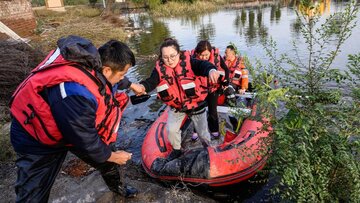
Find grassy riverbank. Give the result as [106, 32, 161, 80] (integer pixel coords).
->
[149, 0, 274, 17]
[149, 0, 224, 17]
[0, 123, 14, 162]
[29, 0, 271, 50]
[31, 6, 128, 52]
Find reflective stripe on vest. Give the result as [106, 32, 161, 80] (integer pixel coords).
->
[10, 50, 125, 146]
[155, 51, 208, 111]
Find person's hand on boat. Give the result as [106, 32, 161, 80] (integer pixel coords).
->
[224, 84, 235, 93]
[107, 150, 132, 165]
[130, 83, 146, 96]
[209, 69, 220, 84]
[221, 79, 229, 87]
[224, 85, 237, 107]
[239, 89, 246, 95]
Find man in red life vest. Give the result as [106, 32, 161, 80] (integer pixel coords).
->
[9, 36, 142, 202]
[224, 45, 249, 94]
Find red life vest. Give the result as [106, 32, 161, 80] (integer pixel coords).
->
[191, 47, 224, 73]
[224, 56, 249, 90]
[155, 51, 208, 111]
[9, 49, 128, 146]
[207, 48, 222, 71]
[191, 47, 225, 92]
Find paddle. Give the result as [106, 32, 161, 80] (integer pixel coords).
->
[235, 92, 311, 99]
[130, 72, 224, 105]
[130, 93, 157, 105]
[129, 92, 256, 105]
[235, 92, 256, 98]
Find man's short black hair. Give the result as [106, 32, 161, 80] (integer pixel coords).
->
[98, 40, 135, 72]
[226, 45, 235, 50]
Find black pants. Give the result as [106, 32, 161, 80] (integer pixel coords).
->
[14, 145, 121, 203]
[193, 91, 220, 134]
[207, 91, 219, 133]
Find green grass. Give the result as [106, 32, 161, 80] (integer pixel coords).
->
[150, 1, 224, 17]
[0, 122, 15, 162]
[32, 6, 127, 52]
[31, 0, 99, 6]
[34, 6, 102, 19]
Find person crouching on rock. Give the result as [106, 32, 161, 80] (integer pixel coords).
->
[131, 38, 221, 161]
[9, 35, 140, 202]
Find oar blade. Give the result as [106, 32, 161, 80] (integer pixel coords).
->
[130, 94, 151, 105]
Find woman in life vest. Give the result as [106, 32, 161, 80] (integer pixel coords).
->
[224, 45, 249, 94]
[191, 40, 230, 140]
[132, 38, 221, 161]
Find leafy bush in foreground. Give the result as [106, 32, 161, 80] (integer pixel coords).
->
[248, 0, 360, 201]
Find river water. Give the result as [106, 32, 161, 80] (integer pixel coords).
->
[118, 0, 360, 201]
[126, 0, 360, 81]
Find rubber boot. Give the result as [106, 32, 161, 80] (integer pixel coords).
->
[110, 184, 138, 198]
[191, 132, 199, 141]
[166, 149, 182, 161]
[211, 132, 220, 140]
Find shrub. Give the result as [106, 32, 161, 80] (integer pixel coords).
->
[89, 0, 98, 7]
[0, 123, 15, 162]
[31, 0, 45, 7]
[64, 0, 89, 5]
[248, 0, 360, 201]
[150, 1, 220, 17]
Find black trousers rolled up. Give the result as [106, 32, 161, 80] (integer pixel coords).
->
[207, 91, 219, 133]
[193, 91, 219, 134]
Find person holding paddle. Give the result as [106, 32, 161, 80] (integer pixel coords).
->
[131, 38, 221, 161]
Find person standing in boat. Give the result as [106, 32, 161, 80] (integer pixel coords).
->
[223, 44, 249, 94]
[191, 40, 231, 141]
[131, 38, 221, 161]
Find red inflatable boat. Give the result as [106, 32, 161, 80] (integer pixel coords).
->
[141, 96, 271, 186]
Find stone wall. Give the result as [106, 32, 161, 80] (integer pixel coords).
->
[0, 0, 36, 38]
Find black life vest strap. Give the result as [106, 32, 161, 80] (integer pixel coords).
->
[108, 107, 120, 141]
[176, 51, 188, 77]
[65, 65, 115, 136]
[213, 48, 219, 67]
[160, 62, 174, 85]
[234, 57, 240, 69]
[61, 64, 107, 99]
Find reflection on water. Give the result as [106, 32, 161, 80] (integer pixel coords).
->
[234, 9, 269, 44]
[129, 16, 171, 56]
[270, 4, 282, 22]
[127, 0, 360, 82]
[196, 22, 216, 42]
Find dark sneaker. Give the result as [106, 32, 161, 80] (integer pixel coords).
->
[112, 184, 138, 198]
[191, 132, 199, 141]
[166, 149, 182, 161]
[211, 132, 220, 140]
